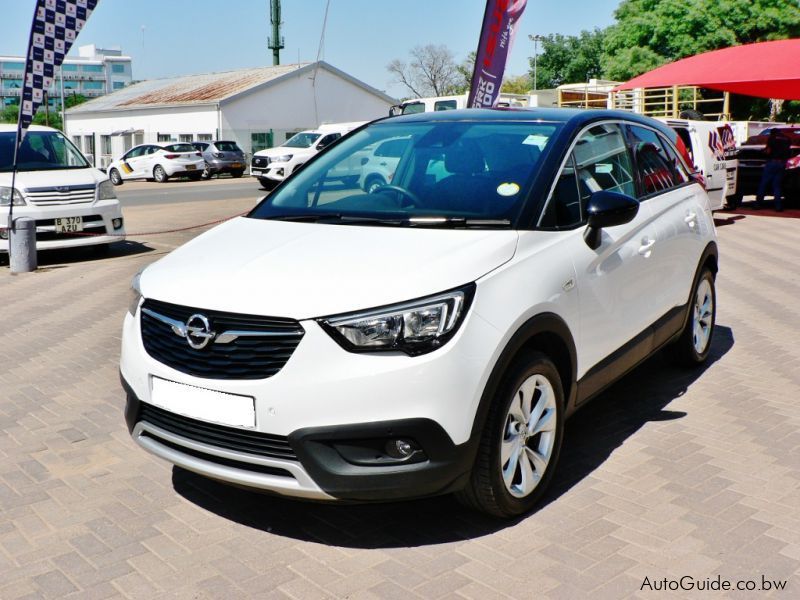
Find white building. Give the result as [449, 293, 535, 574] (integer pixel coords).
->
[65, 62, 395, 168]
[0, 44, 132, 109]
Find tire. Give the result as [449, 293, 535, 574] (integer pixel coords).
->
[456, 351, 565, 518]
[231, 169, 244, 178]
[153, 165, 168, 183]
[201, 162, 212, 180]
[364, 175, 385, 194]
[258, 177, 276, 190]
[726, 192, 742, 210]
[187, 172, 203, 181]
[668, 268, 716, 365]
[109, 168, 123, 186]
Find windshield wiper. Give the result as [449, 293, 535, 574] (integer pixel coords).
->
[405, 217, 512, 228]
[260, 214, 511, 228]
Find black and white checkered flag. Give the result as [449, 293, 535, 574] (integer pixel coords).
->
[16, 0, 99, 144]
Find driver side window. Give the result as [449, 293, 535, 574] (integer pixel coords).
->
[541, 123, 635, 229]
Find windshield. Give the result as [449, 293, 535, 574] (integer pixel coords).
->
[0, 130, 90, 172]
[250, 119, 561, 227]
[215, 141, 241, 152]
[283, 132, 321, 148]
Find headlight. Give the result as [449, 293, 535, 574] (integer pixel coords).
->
[97, 180, 117, 200]
[128, 270, 143, 316]
[272, 154, 293, 163]
[0, 186, 25, 206]
[319, 284, 475, 356]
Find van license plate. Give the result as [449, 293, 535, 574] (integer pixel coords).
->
[55, 217, 83, 233]
[150, 377, 256, 428]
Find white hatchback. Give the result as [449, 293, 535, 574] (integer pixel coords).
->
[108, 143, 205, 185]
[1, 124, 125, 253]
[121, 109, 718, 517]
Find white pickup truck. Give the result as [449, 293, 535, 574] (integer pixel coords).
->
[250, 122, 364, 189]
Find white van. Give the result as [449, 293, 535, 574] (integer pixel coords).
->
[660, 119, 737, 211]
[250, 122, 365, 189]
[390, 93, 535, 116]
[0, 124, 125, 254]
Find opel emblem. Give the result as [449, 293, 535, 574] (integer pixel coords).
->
[184, 314, 215, 349]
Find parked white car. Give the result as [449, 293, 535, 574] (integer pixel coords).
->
[357, 136, 410, 192]
[250, 122, 364, 188]
[122, 109, 718, 517]
[0, 124, 125, 254]
[108, 143, 205, 185]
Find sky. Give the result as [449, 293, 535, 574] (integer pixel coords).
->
[0, 0, 620, 99]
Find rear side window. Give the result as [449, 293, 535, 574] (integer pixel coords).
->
[434, 100, 458, 111]
[540, 123, 635, 229]
[627, 125, 689, 197]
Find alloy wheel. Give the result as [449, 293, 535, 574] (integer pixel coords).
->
[692, 278, 714, 354]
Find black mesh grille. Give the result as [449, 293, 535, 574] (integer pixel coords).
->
[252, 156, 269, 168]
[140, 299, 304, 380]
[140, 402, 297, 461]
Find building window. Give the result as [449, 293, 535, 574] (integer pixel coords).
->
[84, 135, 95, 157]
[83, 81, 104, 90]
[64, 80, 79, 90]
[2, 78, 23, 90]
[252, 132, 274, 153]
[157, 133, 173, 142]
[81, 64, 104, 73]
[101, 135, 111, 155]
[111, 64, 126, 74]
[178, 134, 193, 143]
[112, 81, 125, 90]
[61, 63, 78, 72]
[197, 133, 213, 141]
[3, 61, 25, 71]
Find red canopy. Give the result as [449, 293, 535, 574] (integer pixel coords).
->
[614, 39, 800, 100]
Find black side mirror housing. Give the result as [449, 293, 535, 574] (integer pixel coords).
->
[583, 190, 640, 250]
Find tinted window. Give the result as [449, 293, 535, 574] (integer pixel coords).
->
[375, 138, 409, 158]
[317, 134, 340, 149]
[215, 141, 240, 152]
[0, 131, 89, 171]
[628, 125, 689, 197]
[434, 100, 458, 111]
[163, 143, 196, 153]
[125, 146, 146, 159]
[284, 132, 321, 148]
[401, 102, 425, 115]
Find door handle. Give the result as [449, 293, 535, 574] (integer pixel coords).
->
[685, 211, 697, 228]
[638, 237, 656, 257]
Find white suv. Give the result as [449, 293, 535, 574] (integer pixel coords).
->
[121, 109, 718, 517]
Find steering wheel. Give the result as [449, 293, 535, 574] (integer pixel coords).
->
[370, 184, 423, 208]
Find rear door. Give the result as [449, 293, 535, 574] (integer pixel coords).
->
[626, 124, 708, 323]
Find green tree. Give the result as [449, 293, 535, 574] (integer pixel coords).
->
[604, 0, 800, 80]
[529, 29, 607, 89]
[501, 74, 532, 94]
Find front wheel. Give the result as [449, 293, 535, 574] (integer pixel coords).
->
[109, 168, 123, 186]
[457, 352, 564, 518]
[669, 268, 716, 365]
[153, 165, 168, 183]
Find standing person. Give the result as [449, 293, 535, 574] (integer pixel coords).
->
[755, 130, 791, 212]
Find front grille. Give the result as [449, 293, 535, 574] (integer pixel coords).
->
[25, 184, 96, 206]
[139, 402, 297, 461]
[252, 156, 270, 168]
[140, 299, 304, 380]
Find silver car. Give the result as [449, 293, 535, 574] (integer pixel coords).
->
[192, 141, 247, 179]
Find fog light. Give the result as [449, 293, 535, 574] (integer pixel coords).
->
[386, 438, 418, 459]
[112, 218, 123, 230]
[0, 228, 8, 240]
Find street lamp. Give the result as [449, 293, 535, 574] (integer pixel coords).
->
[530, 34, 543, 91]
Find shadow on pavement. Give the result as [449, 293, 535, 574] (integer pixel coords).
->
[173, 325, 734, 548]
[1, 240, 154, 269]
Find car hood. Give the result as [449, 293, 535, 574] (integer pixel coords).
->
[140, 217, 519, 319]
[0, 167, 107, 190]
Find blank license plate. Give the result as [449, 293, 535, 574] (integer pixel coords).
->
[231, 162, 242, 168]
[185, 164, 196, 170]
[150, 377, 255, 428]
[55, 216, 83, 233]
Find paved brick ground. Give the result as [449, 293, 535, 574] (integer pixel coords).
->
[1, 191, 798, 599]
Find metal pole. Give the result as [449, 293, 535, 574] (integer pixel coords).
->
[533, 35, 539, 91]
[60, 65, 66, 133]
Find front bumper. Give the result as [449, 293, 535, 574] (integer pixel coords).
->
[0, 199, 125, 252]
[120, 302, 501, 501]
[250, 164, 288, 182]
[164, 161, 205, 177]
[206, 159, 246, 174]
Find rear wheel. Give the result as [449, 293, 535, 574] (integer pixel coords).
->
[669, 268, 716, 365]
[153, 165, 168, 183]
[364, 175, 385, 194]
[457, 352, 564, 518]
[109, 168, 123, 186]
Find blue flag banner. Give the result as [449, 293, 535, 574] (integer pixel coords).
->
[467, 0, 527, 109]
[17, 0, 99, 143]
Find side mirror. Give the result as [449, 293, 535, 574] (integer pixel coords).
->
[389, 105, 403, 117]
[583, 190, 640, 250]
